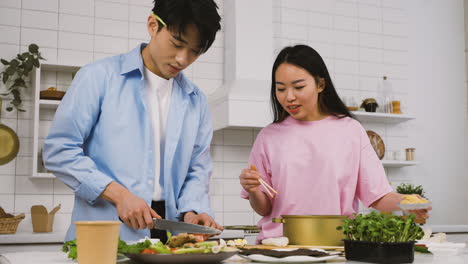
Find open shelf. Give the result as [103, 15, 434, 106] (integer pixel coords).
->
[382, 160, 419, 168]
[31, 173, 55, 179]
[352, 111, 415, 123]
[39, 99, 61, 109]
[41, 63, 81, 72]
[31, 63, 78, 179]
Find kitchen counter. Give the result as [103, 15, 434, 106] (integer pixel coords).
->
[1, 233, 467, 264]
[1, 250, 468, 264]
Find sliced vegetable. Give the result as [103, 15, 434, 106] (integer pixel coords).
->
[149, 241, 171, 254]
[141, 248, 158, 254]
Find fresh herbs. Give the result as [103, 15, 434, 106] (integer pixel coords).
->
[62, 238, 152, 260]
[337, 212, 424, 243]
[414, 245, 431, 254]
[396, 183, 426, 199]
[62, 239, 77, 260]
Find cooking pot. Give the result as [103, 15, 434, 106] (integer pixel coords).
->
[272, 215, 346, 246]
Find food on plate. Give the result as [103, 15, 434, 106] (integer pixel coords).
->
[401, 194, 429, 204]
[226, 238, 247, 247]
[126, 234, 237, 255]
[239, 248, 330, 258]
[261, 236, 289, 247]
[167, 233, 204, 248]
[63, 233, 237, 260]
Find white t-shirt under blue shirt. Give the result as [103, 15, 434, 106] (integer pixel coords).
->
[144, 67, 173, 201]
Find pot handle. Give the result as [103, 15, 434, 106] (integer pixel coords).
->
[272, 218, 285, 224]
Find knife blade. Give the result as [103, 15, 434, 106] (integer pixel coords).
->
[152, 218, 222, 235]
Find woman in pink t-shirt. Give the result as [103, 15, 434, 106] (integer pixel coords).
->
[239, 45, 430, 243]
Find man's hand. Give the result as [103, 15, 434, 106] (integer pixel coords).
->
[101, 181, 161, 230]
[183, 212, 224, 231]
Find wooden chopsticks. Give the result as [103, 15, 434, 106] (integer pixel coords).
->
[250, 164, 278, 198]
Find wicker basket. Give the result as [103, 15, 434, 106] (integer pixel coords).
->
[40, 89, 65, 100]
[0, 207, 25, 234]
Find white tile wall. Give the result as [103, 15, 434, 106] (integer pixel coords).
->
[0, 0, 414, 234]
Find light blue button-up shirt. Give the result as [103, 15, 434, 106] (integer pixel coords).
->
[43, 44, 214, 242]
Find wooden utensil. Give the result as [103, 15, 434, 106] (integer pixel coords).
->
[250, 164, 278, 198]
[366, 130, 385, 160]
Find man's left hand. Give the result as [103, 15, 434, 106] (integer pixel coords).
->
[183, 212, 224, 231]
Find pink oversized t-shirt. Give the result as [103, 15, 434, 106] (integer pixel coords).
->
[241, 115, 392, 243]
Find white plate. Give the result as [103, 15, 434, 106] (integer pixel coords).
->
[239, 248, 340, 263]
[240, 254, 339, 263]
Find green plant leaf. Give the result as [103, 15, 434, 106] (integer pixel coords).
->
[32, 59, 40, 68]
[13, 78, 26, 88]
[11, 89, 20, 97]
[6, 66, 15, 75]
[2, 73, 9, 84]
[6, 106, 13, 112]
[38, 54, 46, 60]
[21, 52, 29, 60]
[29, 43, 39, 53]
[24, 60, 33, 71]
[1, 59, 9, 65]
[10, 59, 19, 68]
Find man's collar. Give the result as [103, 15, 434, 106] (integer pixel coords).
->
[120, 43, 146, 77]
[120, 43, 195, 95]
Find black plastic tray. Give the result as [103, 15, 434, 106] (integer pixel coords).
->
[344, 240, 415, 264]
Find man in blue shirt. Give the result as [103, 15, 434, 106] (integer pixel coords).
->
[43, 0, 222, 242]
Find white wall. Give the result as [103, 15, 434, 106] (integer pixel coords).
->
[0, 0, 467, 235]
[408, 0, 468, 224]
[0, 0, 227, 233]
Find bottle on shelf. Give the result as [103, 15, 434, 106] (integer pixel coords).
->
[379, 76, 393, 114]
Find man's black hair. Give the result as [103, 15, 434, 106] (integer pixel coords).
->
[152, 0, 221, 54]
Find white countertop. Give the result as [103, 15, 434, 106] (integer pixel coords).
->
[0, 231, 65, 244]
[1, 234, 467, 263]
[1, 250, 468, 264]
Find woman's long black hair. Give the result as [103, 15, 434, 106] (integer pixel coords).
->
[271, 45, 353, 123]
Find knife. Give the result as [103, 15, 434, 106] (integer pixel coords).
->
[152, 218, 222, 235]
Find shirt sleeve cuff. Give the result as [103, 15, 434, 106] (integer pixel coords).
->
[74, 173, 114, 205]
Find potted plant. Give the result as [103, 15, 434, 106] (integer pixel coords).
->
[337, 211, 424, 264]
[396, 183, 427, 199]
[0, 43, 45, 112]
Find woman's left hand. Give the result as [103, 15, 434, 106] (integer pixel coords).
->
[405, 194, 432, 221]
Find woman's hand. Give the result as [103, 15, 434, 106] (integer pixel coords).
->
[405, 194, 432, 221]
[371, 192, 432, 222]
[239, 167, 262, 194]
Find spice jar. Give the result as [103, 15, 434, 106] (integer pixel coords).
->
[405, 148, 415, 161]
[360, 98, 379, 112]
[392, 100, 402, 114]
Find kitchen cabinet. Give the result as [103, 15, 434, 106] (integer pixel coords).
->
[30, 63, 81, 179]
[351, 111, 418, 169]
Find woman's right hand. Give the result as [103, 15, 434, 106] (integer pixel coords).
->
[239, 167, 262, 194]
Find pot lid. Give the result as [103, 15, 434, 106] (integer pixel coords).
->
[0, 98, 20, 165]
[280, 215, 348, 219]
